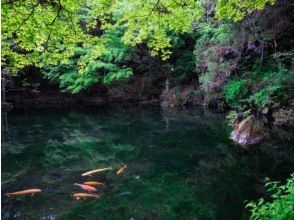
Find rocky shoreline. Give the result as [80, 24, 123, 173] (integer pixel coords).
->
[3, 81, 294, 148]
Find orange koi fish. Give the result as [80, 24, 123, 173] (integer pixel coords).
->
[74, 183, 97, 192]
[81, 167, 112, 176]
[5, 189, 42, 197]
[73, 193, 100, 200]
[83, 181, 105, 187]
[116, 165, 127, 175]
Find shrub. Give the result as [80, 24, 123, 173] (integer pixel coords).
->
[226, 111, 238, 125]
[246, 174, 294, 220]
[224, 80, 248, 107]
[247, 65, 294, 108]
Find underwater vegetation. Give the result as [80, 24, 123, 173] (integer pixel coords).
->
[2, 107, 294, 219]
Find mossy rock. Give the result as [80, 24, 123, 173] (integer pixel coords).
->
[273, 109, 294, 127]
[231, 115, 267, 145]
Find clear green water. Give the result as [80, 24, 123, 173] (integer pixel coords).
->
[2, 106, 294, 220]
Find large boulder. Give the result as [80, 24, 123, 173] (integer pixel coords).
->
[231, 115, 267, 145]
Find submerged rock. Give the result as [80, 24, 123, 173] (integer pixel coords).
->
[231, 115, 267, 145]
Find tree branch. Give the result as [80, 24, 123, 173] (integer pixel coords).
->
[14, 2, 40, 32]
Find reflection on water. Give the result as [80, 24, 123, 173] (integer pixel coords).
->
[2, 106, 294, 219]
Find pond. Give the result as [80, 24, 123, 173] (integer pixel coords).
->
[2, 106, 294, 220]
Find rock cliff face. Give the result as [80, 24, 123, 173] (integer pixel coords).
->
[273, 109, 294, 128]
[160, 85, 204, 108]
[231, 115, 267, 145]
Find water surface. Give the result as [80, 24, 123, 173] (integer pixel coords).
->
[2, 106, 294, 219]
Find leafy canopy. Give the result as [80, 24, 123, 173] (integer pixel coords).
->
[43, 27, 133, 93]
[2, 0, 202, 73]
[216, 0, 275, 21]
[2, 0, 277, 88]
[2, 0, 89, 72]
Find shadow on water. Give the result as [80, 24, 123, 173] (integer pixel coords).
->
[1, 106, 294, 219]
